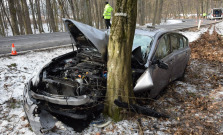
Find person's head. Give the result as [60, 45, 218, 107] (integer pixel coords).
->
[105, 2, 108, 5]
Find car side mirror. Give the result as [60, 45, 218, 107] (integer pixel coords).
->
[151, 59, 168, 70]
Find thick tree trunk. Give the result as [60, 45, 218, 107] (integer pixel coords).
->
[21, 0, 33, 34]
[105, 0, 137, 121]
[8, 0, 20, 35]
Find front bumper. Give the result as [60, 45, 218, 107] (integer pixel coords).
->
[23, 80, 104, 134]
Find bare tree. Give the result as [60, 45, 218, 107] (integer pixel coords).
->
[29, 0, 38, 30]
[15, 0, 25, 35]
[8, 0, 20, 35]
[46, 0, 57, 32]
[21, 0, 33, 34]
[0, 10, 5, 36]
[152, 0, 159, 26]
[35, 0, 44, 33]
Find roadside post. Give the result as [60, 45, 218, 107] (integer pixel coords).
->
[198, 19, 202, 30]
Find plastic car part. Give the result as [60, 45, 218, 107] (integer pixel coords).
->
[133, 70, 153, 92]
[30, 91, 90, 106]
[114, 99, 169, 118]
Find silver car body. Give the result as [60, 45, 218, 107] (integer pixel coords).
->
[23, 19, 190, 134]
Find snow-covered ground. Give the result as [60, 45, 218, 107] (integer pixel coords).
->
[0, 22, 223, 134]
[142, 19, 183, 27]
[4, 23, 65, 37]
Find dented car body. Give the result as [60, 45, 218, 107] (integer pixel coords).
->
[23, 19, 190, 134]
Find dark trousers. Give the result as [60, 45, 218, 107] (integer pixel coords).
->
[104, 19, 111, 29]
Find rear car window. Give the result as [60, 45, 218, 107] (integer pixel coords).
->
[170, 34, 179, 50]
[183, 37, 188, 47]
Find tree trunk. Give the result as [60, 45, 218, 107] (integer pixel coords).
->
[46, 0, 57, 32]
[8, 0, 20, 35]
[15, 0, 25, 35]
[86, 0, 93, 26]
[35, 0, 44, 33]
[206, 0, 209, 14]
[68, 0, 76, 20]
[0, 11, 5, 36]
[73, 0, 80, 21]
[94, 0, 100, 28]
[99, 0, 105, 29]
[21, 0, 33, 34]
[157, 0, 164, 24]
[179, 0, 185, 19]
[137, 0, 145, 26]
[58, 0, 65, 18]
[29, 0, 38, 29]
[152, 0, 159, 26]
[53, 0, 59, 31]
[105, 0, 137, 121]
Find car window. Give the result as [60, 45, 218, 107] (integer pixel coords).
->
[183, 37, 188, 47]
[170, 34, 179, 50]
[155, 35, 171, 60]
[133, 35, 153, 61]
[179, 37, 184, 48]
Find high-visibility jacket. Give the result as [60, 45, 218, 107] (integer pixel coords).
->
[103, 4, 113, 19]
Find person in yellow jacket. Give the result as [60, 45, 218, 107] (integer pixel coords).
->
[103, 2, 113, 29]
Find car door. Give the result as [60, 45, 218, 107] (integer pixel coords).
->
[149, 34, 174, 98]
[170, 34, 189, 81]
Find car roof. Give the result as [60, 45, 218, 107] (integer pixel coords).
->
[135, 28, 166, 37]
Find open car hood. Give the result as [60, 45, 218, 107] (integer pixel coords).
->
[63, 19, 109, 60]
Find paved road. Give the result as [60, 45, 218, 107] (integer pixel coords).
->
[155, 19, 221, 31]
[0, 32, 71, 54]
[0, 19, 221, 55]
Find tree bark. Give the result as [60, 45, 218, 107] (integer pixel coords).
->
[29, 0, 38, 29]
[157, 0, 164, 24]
[21, 0, 33, 34]
[46, 0, 57, 32]
[15, 1, 25, 35]
[105, 0, 137, 121]
[68, 0, 76, 20]
[152, 0, 159, 26]
[35, 0, 44, 33]
[8, 0, 20, 35]
[0, 11, 5, 36]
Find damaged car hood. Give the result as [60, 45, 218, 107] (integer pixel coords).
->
[63, 19, 109, 60]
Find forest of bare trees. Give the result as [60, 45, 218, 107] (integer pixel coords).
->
[0, 0, 223, 37]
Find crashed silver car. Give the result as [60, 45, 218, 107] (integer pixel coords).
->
[23, 19, 190, 134]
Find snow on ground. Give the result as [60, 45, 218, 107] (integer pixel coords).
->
[0, 22, 223, 134]
[144, 19, 183, 27]
[179, 27, 208, 42]
[5, 23, 64, 37]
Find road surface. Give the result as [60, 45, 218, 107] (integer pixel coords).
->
[0, 19, 221, 55]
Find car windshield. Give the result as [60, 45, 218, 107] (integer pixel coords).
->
[133, 34, 153, 62]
